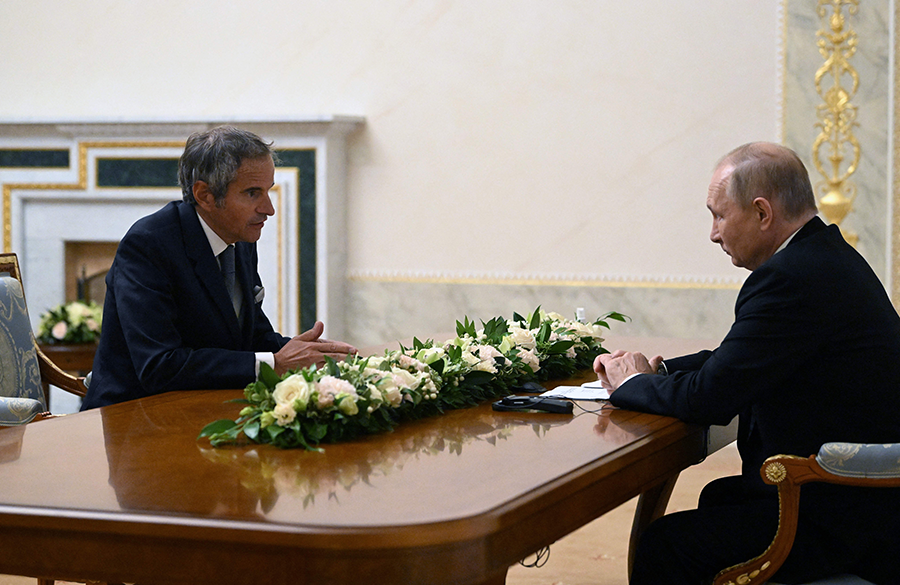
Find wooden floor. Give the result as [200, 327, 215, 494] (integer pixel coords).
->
[0, 443, 740, 585]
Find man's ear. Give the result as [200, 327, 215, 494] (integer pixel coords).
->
[752, 196, 774, 230]
[193, 181, 216, 211]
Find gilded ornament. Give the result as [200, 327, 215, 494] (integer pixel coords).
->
[813, 0, 861, 246]
[765, 461, 787, 483]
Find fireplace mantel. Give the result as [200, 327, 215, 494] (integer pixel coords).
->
[0, 118, 364, 344]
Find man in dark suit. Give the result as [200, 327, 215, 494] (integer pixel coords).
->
[596, 142, 900, 584]
[82, 126, 356, 409]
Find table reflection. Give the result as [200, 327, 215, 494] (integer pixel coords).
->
[195, 406, 579, 507]
[101, 402, 265, 519]
[0, 425, 25, 463]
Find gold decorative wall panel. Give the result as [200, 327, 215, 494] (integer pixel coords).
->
[813, 0, 861, 246]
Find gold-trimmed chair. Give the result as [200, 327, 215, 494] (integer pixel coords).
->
[0, 251, 87, 424]
[714, 442, 900, 585]
[1, 253, 95, 585]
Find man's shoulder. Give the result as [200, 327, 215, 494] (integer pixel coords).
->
[124, 201, 190, 239]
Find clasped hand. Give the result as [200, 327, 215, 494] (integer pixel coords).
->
[593, 350, 664, 392]
[274, 321, 358, 375]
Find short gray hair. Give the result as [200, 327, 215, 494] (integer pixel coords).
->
[717, 142, 817, 220]
[178, 126, 276, 206]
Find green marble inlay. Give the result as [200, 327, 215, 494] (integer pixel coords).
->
[275, 149, 316, 331]
[97, 158, 179, 187]
[0, 149, 69, 168]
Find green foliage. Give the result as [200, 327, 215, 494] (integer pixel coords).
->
[199, 307, 626, 450]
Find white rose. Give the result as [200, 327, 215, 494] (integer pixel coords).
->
[507, 326, 536, 350]
[273, 374, 313, 413]
[519, 348, 541, 373]
[391, 368, 419, 390]
[569, 321, 594, 338]
[367, 383, 383, 403]
[383, 385, 403, 407]
[273, 403, 297, 426]
[461, 350, 480, 366]
[474, 359, 497, 373]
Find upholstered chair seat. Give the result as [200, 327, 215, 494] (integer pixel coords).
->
[715, 442, 900, 585]
[1, 252, 87, 427]
[0, 275, 48, 425]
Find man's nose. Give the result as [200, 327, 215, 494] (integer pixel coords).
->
[259, 191, 276, 216]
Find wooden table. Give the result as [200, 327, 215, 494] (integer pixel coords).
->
[0, 372, 734, 585]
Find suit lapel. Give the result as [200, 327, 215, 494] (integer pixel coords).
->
[179, 202, 244, 342]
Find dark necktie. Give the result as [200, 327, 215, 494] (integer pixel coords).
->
[219, 245, 240, 318]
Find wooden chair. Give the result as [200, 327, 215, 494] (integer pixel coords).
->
[1, 252, 98, 584]
[714, 442, 900, 585]
[0, 251, 87, 423]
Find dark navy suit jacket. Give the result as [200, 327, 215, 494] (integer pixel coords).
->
[609, 216, 900, 565]
[82, 201, 289, 409]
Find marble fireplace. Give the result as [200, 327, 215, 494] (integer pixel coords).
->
[0, 119, 363, 412]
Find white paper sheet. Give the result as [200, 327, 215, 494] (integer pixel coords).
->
[540, 380, 609, 401]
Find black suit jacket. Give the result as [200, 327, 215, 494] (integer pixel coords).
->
[82, 201, 289, 409]
[610, 217, 900, 552]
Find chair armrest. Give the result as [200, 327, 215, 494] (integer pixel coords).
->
[817, 442, 900, 479]
[37, 345, 88, 397]
[0, 396, 45, 426]
[714, 445, 900, 585]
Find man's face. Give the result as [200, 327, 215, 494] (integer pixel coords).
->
[201, 155, 275, 244]
[707, 165, 766, 271]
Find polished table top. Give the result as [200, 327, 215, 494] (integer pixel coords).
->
[0, 369, 717, 585]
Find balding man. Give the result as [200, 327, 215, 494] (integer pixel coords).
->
[596, 143, 900, 584]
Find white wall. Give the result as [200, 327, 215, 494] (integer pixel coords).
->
[0, 0, 785, 342]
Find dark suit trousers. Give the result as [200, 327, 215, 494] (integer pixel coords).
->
[628, 476, 866, 585]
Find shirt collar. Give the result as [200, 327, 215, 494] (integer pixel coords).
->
[774, 226, 802, 255]
[196, 209, 229, 258]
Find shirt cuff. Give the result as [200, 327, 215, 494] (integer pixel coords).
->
[621, 372, 643, 386]
[255, 352, 275, 377]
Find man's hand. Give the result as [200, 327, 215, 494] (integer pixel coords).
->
[274, 321, 358, 375]
[593, 350, 664, 392]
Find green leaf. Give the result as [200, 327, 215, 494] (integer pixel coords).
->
[536, 320, 551, 343]
[456, 316, 477, 338]
[258, 361, 282, 389]
[547, 340, 576, 354]
[462, 370, 495, 386]
[324, 355, 341, 376]
[481, 316, 508, 343]
[243, 420, 261, 440]
[529, 306, 542, 330]
[198, 419, 237, 439]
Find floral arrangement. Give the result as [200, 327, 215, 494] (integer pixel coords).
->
[36, 300, 103, 344]
[200, 307, 626, 450]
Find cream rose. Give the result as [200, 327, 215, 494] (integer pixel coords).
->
[273, 402, 297, 426]
[273, 374, 313, 413]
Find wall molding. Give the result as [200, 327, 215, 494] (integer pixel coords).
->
[348, 269, 744, 290]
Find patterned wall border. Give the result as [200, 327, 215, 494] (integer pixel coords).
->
[0, 140, 297, 330]
[347, 270, 743, 290]
[1, 140, 184, 252]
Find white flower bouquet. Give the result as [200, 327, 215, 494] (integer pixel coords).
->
[36, 300, 103, 345]
[200, 307, 626, 450]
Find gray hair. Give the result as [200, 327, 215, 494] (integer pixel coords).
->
[178, 126, 276, 206]
[717, 142, 817, 220]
